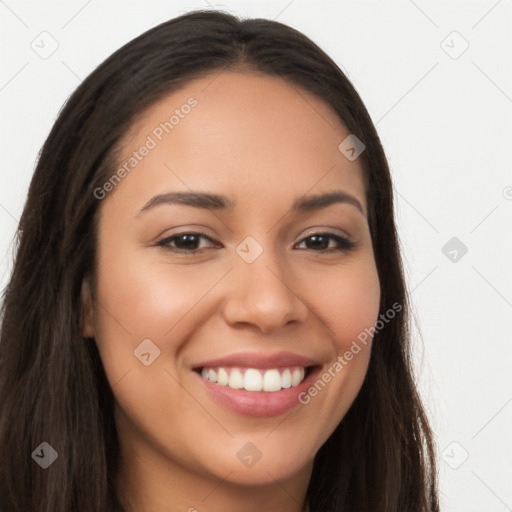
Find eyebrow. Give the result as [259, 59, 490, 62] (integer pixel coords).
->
[137, 190, 365, 216]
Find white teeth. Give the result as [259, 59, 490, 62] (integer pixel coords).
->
[217, 367, 229, 386]
[244, 369, 262, 391]
[262, 369, 281, 392]
[200, 366, 308, 392]
[291, 368, 304, 386]
[281, 369, 292, 388]
[228, 368, 244, 389]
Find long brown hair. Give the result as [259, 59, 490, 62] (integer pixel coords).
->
[0, 10, 439, 511]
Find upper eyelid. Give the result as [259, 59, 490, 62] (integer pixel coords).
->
[300, 226, 352, 240]
[158, 223, 353, 240]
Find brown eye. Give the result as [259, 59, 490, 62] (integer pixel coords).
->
[296, 233, 357, 252]
[156, 232, 218, 253]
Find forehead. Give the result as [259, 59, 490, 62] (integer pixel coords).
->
[106, 71, 367, 216]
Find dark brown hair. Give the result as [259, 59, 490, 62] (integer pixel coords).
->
[0, 9, 439, 511]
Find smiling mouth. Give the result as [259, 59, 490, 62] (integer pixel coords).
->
[194, 366, 315, 392]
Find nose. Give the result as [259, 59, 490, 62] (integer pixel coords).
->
[221, 247, 310, 335]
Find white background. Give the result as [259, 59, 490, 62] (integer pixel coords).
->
[1, 1, 511, 510]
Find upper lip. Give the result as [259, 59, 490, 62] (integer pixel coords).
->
[192, 351, 319, 370]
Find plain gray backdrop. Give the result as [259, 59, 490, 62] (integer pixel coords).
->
[1, 1, 511, 510]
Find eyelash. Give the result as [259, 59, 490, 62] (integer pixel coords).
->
[155, 231, 357, 254]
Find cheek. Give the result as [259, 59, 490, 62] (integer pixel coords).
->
[94, 246, 214, 339]
[91, 249, 229, 474]
[91, 241, 226, 390]
[308, 258, 381, 352]
[299, 258, 380, 419]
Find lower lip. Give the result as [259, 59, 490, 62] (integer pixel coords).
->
[194, 368, 320, 417]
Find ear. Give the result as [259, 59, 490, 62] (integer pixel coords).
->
[81, 278, 95, 338]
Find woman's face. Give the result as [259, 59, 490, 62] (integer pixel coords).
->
[83, 71, 380, 505]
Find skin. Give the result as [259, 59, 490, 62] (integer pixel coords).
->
[82, 71, 381, 512]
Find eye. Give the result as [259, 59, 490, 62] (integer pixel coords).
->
[295, 232, 357, 252]
[156, 232, 218, 253]
[156, 231, 357, 254]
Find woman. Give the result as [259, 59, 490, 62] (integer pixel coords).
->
[0, 9, 439, 512]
